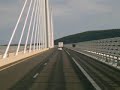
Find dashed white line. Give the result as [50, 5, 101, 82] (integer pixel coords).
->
[44, 63, 47, 66]
[72, 57, 102, 90]
[33, 73, 39, 78]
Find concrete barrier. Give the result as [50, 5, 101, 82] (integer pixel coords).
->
[9, 52, 15, 57]
[0, 48, 49, 68]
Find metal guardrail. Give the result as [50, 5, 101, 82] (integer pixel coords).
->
[65, 37, 120, 68]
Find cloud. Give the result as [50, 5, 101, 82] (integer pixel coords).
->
[0, 0, 26, 30]
[0, 0, 30, 44]
[0, 0, 120, 42]
[50, 0, 120, 39]
[51, 0, 112, 17]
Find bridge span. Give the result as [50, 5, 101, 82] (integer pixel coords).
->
[0, 48, 120, 90]
[0, 0, 120, 90]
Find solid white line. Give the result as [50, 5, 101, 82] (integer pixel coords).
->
[65, 50, 70, 55]
[69, 48, 120, 70]
[67, 52, 70, 55]
[33, 73, 39, 78]
[72, 57, 102, 90]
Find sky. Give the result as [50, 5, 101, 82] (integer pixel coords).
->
[50, 0, 120, 39]
[0, 0, 120, 44]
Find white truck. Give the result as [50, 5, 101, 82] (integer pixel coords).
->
[58, 42, 63, 50]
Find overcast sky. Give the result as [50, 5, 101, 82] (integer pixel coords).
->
[0, 0, 120, 44]
[50, 0, 120, 39]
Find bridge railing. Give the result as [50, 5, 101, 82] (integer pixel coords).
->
[65, 37, 120, 68]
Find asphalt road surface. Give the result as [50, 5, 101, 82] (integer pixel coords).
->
[0, 48, 94, 90]
[66, 48, 120, 90]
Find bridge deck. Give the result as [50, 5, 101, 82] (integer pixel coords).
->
[0, 48, 120, 90]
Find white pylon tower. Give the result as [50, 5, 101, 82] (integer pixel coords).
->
[45, 0, 54, 48]
[50, 8, 54, 48]
[3, 0, 54, 59]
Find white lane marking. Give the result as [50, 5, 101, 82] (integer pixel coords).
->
[67, 52, 70, 55]
[65, 50, 70, 55]
[69, 48, 120, 69]
[33, 73, 39, 78]
[44, 63, 47, 66]
[0, 53, 40, 72]
[72, 57, 102, 90]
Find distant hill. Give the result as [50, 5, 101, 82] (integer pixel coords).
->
[54, 29, 120, 45]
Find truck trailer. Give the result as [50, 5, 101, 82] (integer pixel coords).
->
[58, 42, 63, 50]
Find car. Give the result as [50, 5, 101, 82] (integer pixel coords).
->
[58, 47, 62, 50]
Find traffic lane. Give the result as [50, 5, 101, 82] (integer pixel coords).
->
[11, 50, 59, 90]
[30, 49, 94, 90]
[64, 50, 95, 90]
[30, 51, 60, 90]
[47, 50, 65, 90]
[67, 49, 120, 90]
[0, 48, 56, 90]
[63, 50, 85, 90]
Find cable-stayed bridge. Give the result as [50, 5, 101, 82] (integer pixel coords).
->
[0, 0, 120, 90]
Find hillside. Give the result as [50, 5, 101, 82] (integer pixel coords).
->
[54, 29, 120, 45]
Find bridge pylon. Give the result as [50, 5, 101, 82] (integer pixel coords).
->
[3, 0, 54, 59]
